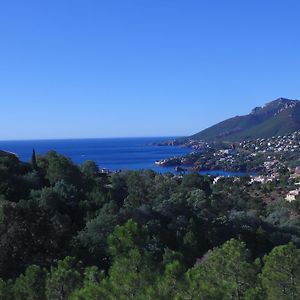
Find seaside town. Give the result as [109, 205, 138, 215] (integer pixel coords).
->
[3, 131, 300, 205]
[156, 131, 300, 202]
[2, 0, 300, 297]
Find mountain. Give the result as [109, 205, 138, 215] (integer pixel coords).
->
[190, 98, 300, 141]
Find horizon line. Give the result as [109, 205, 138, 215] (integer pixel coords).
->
[0, 135, 188, 142]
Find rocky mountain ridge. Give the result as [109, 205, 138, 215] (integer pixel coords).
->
[190, 98, 300, 141]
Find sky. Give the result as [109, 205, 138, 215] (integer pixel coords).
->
[1, 0, 300, 140]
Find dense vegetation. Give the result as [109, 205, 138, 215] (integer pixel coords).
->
[0, 151, 300, 299]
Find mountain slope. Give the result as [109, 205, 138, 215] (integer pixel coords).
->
[190, 98, 300, 141]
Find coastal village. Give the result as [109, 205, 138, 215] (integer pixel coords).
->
[156, 131, 300, 202]
[3, 1, 300, 296]
[3, 131, 300, 204]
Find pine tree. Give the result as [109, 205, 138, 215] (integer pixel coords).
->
[31, 148, 38, 170]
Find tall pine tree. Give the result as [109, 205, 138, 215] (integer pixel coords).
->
[31, 148, 38, 170]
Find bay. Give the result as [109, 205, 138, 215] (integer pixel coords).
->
[0, 137, 190, 172]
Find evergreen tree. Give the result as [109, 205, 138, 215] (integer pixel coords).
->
[13, 265, 46, 300]
[31, 148, 38, 170]
[261, 243, 300, 300]
[45, 257, 82, 300]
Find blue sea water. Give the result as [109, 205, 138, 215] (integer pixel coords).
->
[0, 137, 190, 173]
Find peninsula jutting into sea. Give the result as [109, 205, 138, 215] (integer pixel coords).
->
[155, 98, 300, 179]
[2, 0, 300, 298]
[1, 97, 300, 298]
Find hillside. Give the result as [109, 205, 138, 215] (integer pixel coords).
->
[190, 98, 300, 141]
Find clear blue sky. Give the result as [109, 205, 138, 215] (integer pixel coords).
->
[1, 0, 300, 140]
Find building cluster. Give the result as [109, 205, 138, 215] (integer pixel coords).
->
[285, 189, 300, 202]
[239, 132, 300, 154]
[249, 175, 276, 184]
[212, 148, 237, 164]
[182, 140, 211, 151]
[194, 132, 300, 178]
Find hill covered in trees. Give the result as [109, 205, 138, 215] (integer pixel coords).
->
[0, 152, 300, 299]
[190, 98, 300, 141]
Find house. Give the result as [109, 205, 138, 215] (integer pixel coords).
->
[213, 176, 223, 184]
[285, 189, 300, 202]
[219, 149, 236, 155]
[295, 166, 300, 175]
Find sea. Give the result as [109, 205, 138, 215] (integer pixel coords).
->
[0, 137, 190, 173]
[0, 137, 253, 176]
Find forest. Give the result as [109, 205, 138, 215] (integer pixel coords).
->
[0, 151, 300, 299]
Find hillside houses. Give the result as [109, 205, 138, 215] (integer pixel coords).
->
[239, 131, 300, 154]
[285, 189, 300, 202]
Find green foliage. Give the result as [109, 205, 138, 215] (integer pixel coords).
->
[123, 171, 154, 208]
[13, 265, 46, 300]
[107, 219, 148, 258]
[261, 243, 300, 299]
[45, 256, 82, 300]
[31, 149, 38, 170]
[41, 151, 82, 186]
[69, 267, 104, 300]
[180, 239, 255, 299]
[76, 210, 117, 264]
[145, 260, 184, 299]
[80, 161, 99, 178]
[102, 248, 156, 299]
[0, 152, 300, 299]
[0, 279, 13, 300]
